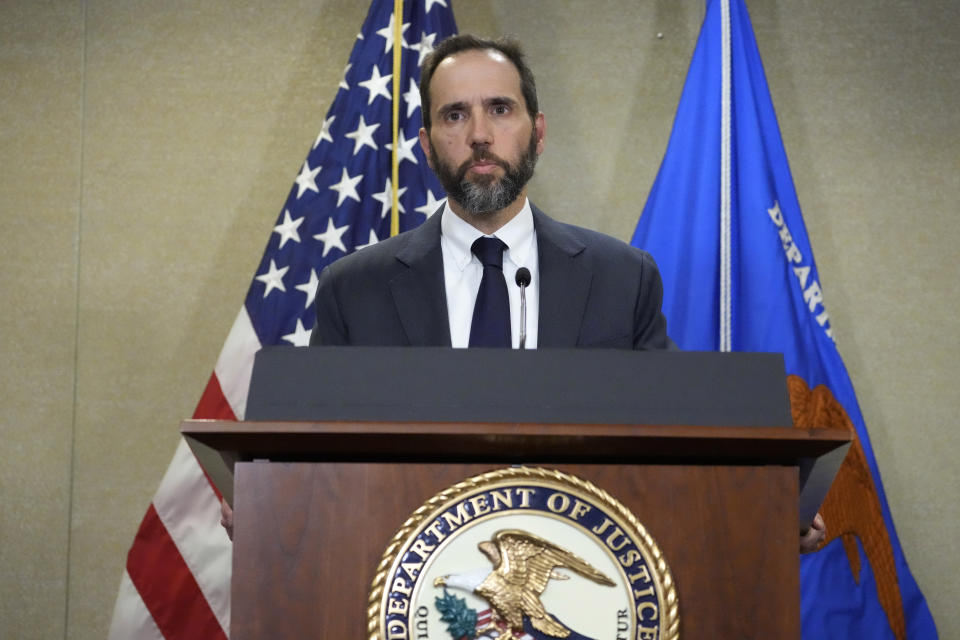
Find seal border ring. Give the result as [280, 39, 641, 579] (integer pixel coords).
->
[367, 466, 680, 640]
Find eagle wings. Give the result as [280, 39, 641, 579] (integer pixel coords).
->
[473, 529, 614, 639]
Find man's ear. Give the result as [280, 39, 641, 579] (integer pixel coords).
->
[419, 127, 433, 169]
[534, 112, 547, 155]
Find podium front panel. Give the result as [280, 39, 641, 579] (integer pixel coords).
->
[232, 461, 799, 639]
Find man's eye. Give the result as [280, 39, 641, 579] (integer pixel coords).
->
[492, 104, 509, 115]
[446, 111, 463, 122]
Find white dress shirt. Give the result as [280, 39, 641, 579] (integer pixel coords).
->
[439, 199, 540, 349]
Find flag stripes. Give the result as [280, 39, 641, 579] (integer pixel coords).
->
[126, 504, 228, 640]
[108, 573, 164, 640]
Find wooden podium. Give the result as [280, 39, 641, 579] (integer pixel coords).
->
[183, 348, 851, 639]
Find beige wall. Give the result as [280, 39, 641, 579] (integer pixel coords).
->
[1, 1, 956, 638]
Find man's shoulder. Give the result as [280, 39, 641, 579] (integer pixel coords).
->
[532, 205, 654, 264]
[324, 213, 440, 279]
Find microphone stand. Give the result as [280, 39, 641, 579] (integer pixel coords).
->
[516, 267, 531, 349]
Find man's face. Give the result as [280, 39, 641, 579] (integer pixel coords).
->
[419, 49, 546, 216]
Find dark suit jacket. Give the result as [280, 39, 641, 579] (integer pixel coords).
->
[310, 204, 672, 349]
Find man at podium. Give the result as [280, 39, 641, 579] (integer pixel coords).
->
[308, 34, 674, 352]
[223, 33, 826, 554]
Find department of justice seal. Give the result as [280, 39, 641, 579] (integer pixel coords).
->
[368, 467, 678, 640]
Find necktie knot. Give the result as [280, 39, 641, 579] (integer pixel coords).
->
[471, 236, 507, 269]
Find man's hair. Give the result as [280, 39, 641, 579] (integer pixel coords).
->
[419, 34, 539, 131]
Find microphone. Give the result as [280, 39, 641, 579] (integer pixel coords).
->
[515, 267, 531, 288]
[515, 267, 531, 349]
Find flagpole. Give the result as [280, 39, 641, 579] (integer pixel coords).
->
[719, 0, 732, 352]
[390, 0, 403, 237]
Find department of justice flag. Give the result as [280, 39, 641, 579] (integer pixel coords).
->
[108, 2, 457, 638]
[631, 0, 937, 638]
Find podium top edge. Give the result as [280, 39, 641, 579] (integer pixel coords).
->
[181, 419, 852, 452]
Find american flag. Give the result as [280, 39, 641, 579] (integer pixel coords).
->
[107, 1, 458, 637]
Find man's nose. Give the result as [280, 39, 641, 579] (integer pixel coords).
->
[468, 113, 493, 147]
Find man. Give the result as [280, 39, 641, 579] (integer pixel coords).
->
[308, 34, 672, 351]
[226, 34, 825, 551]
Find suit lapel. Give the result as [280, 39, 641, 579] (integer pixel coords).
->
[533, 206, 592, 348]
[388, 212, 452, 346]
[386, 206, 590, 348]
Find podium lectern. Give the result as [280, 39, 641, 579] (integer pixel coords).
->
[183, 347, 850, 640]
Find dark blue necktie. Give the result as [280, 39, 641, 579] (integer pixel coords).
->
[469, 236, 511, 348]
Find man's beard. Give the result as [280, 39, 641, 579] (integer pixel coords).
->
[430, 130, 538, 215]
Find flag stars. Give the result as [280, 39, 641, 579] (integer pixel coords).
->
[329, 167, 363, 206]
[295, 268, 320, 309]
[255, 259, 288, 297]
[359, 64, 392, 105]
[412, 31, 437, 67]
[403, 78, 421, 117]
[272, 209, 303, 248]
[339, 63, 352, 91]
[386, 129, 419, 165]
[373, 177, 407, 219]
[294, 161, 321, 198]
[416, 190, 445, 218]
[376, 12, 409, 54]
[313, 115, 335, 149]
[313, 217, 350, 257]
[345, 115, 381, 155]
[425, 0, 448, 12]
[282, 319, 312, 347]
[355, 229, 380, 251]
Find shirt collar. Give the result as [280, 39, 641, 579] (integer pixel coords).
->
[440, 198, 535, 271]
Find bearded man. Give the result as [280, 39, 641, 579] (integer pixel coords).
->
[308, 34, 673, 351]
[226, 35, 826, 553]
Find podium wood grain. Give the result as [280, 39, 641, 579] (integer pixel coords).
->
[232, 461, 798, 639]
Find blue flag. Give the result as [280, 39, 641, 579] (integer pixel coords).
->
[247, 0, 456, 346]
[631, 1, 937, 638]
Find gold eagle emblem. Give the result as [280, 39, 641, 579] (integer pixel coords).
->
[434, 529, 615, 639]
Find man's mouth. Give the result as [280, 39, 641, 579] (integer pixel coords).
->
[454, 151, 509, 183]
[468, 161, 500, 174]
